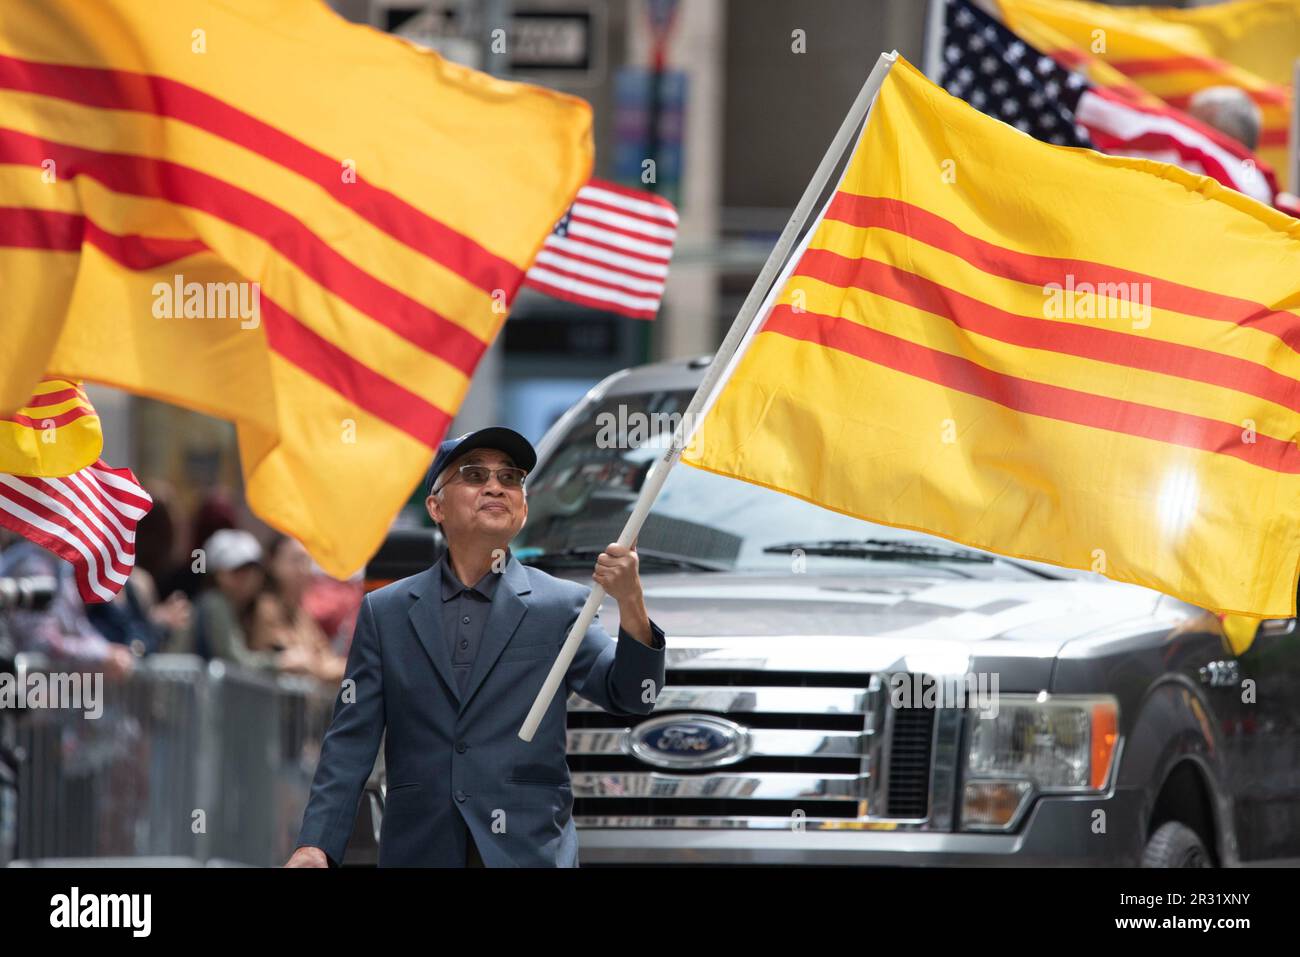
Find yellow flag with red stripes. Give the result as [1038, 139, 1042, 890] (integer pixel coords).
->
[998, 0, 1300, 189]
[681, 56, 1300, 619]
[0, 0, 592, 577]
[0, 379, 101, 477]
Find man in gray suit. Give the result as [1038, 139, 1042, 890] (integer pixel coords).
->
[286, 426, 665, 867]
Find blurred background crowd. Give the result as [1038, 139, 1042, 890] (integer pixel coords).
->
[0, 486, 362, 686]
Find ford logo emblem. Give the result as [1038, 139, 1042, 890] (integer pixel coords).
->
[626, 714, 750, 769]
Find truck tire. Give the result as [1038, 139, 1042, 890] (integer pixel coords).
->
[1141, 821, 1212, 868]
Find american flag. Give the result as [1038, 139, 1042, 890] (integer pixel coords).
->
[940, 0, 1276, 206]
[0, 459, 152, 603]
[523, 178, 678, 320]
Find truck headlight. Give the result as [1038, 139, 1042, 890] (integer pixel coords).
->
[962, 694, 1119, 829]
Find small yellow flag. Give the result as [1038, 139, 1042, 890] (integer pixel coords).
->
[0, 379, 102, 478]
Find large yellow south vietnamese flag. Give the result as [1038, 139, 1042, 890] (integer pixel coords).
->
[0, 0, 592, 577]
[680, 56, 1300, 619]
[998, 0, 1300, 190]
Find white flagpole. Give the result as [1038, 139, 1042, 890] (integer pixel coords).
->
[518, 50, 899, 741]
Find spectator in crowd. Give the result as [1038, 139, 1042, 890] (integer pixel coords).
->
[1183, 87, 1300, 217]
[87, 482, 191, 656]
[246, 535, 346, 683]
[85, 570, 190, 657]
[1187, 86, 1261, 152]
[170, 528, 279, 671]
[133, 480, 178, 585]
[159, 490, 239, 600]
[0, 529, 135, 681]
[302, 565, 364, 658]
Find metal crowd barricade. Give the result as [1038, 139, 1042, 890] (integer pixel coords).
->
[7, 652, 338, 866]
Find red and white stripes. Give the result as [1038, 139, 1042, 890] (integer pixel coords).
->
[524, 178, 678, 320]
[0, 460, 152, 602]
[1076, 88, 1276, 205]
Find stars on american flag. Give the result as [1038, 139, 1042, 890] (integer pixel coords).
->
[935, 0, 1277, 206]
[939, 0, 1093, 149]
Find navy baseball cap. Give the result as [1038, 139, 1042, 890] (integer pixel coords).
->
[425, 427, 537, 495]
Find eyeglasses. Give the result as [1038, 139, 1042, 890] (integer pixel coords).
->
[433, 464, 528, 494]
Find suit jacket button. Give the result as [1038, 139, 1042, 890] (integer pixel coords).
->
[455, 790, 467, 803]
[456, 742, 467, 753]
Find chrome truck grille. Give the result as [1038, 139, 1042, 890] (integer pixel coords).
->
[567, 668, 960, 830]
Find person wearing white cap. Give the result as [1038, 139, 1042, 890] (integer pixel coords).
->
[182, 529, 280, 671]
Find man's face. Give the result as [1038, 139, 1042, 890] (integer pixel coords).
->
[425, 447, 527, 547]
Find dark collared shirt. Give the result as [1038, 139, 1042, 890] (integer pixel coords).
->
[438, 548, 503, 868]
[438, 549, 504, 697]
[435, 545, 664, 866]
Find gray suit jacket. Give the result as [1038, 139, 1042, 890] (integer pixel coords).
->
[296, 551, 666, 866]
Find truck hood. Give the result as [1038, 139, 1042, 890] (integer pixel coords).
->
[551, 567, 1184, 681]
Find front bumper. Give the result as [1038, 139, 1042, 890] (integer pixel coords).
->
[577, 786, 1146, 866]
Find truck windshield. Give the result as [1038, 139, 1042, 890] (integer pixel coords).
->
[513, 388, 1036, 576]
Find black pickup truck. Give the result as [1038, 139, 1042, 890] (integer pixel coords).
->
[350, 355, 1300, 867]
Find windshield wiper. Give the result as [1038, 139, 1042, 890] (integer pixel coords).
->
[763, 538, 992, 563]
[761, 538, 1059, 579]
[518, 546, 728, 573]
